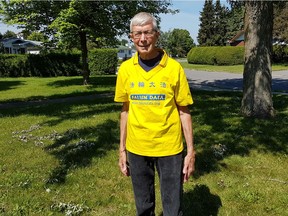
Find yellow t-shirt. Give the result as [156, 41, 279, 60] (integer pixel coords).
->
[114, 49, 193, 157]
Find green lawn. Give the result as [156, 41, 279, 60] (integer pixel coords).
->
[0, 76, 116, 103]
[0, 76, 288, 215]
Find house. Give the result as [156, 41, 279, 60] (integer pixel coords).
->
[0, 37, 43, 54]
[117, 45, 135, 60]
[228, 30, 245, 46]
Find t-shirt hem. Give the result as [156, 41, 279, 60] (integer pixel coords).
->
[126, 147, 184, 157]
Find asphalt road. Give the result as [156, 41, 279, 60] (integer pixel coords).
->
[185, 69, 288, 94]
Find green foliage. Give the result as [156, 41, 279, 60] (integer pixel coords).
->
[27, 32, 47, 42]
[0, 53, 81, 77]
[272, 45, 288, 63]
[225, 4, 245, 41]
[89, 49, 118, 75]
[2, 30, 17, 39]
[198, 0, 229, 46]
[167, 29, 195, 57]
[187, 46, 245, 65]
[273, 2, 288, 43]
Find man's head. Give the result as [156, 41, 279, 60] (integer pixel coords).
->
[129, 12, 160, 59]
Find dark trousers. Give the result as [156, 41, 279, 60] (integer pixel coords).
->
[127, 151, 183, 216]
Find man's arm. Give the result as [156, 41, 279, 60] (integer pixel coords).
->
[119, 102, 129, 176]
[178, 105, 195, 183]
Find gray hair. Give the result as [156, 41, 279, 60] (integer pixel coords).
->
[130, 12, 158, 32]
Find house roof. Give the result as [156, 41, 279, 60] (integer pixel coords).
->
[1, 37, 42, 47]
[228, 30, 245, 43]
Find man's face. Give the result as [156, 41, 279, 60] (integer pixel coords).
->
[130, 23, 159, 58]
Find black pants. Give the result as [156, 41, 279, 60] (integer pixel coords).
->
[128, 151, 183, 216]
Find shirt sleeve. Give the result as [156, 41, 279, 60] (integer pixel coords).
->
[114, 65, 129, 102]
[174, 66, 193, 106]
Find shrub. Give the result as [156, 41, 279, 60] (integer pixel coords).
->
[216, 46, 244, 65]
[272, 45, 288, 63]
[89, 49, 118, 75]
[187, 46, 244, 65]
[0, 52, 81, 77]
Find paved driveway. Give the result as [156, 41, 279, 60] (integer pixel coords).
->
[185, 69, 288, 94]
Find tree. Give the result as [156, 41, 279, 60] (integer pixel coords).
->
[1, 0, 175, 85]
[158, 30, 171, 52]
[167, 29, 195, 57]
[198, 0, 215, 46]
[197, 0, 228, 46]
[226, 2, 245, 41]
[27, 31, 47, 42]
[213, 0, 228, 46]
[240, 1, 275, 118]
[273, 2, 288, 43]
[2, 30, 17, 39]
[50, 0, 174, 85]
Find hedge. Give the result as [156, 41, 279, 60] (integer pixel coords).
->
[0, 48, 119, 77]
[0, 53, 82, 77]
[272, 45, 288, 63]
[187, 46, 244, 65]
[88, 49, 118, 75]
[187, 45, 288, 65]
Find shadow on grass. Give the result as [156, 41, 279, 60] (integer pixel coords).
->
[47, 76, 117, 88]
[0, 80, 25, 91]
[44, 119, 119, 184]
[2, 89, 288, 189]
[183, 184, 222, 216]
[191, 91, 288, 177]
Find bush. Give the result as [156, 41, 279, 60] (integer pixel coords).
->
[0, 52, 81, 77]
[216, 46, 244, 65]
[89, 49, 118, 75]
[187, 46, 244, 65]
[272, 45, 288, 63]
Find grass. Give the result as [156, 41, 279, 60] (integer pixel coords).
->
[0, 75, 116, 103]
[180, 62, 288, 73]
[0, 76, 288, 215]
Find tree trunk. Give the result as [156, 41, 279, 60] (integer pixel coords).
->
[241, 1, 275, 118]
[79, 31, 90, 85]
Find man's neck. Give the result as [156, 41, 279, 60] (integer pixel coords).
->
[139, 50, 159, 60]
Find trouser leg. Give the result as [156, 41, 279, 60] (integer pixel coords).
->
[156, 153, 183, 216]
[128, 152, 156, 216]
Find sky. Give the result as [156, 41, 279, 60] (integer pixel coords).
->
[159, 1, 204, 43]
[0, 1, 228, 44]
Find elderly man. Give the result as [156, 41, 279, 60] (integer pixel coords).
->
[114, 12, 195, 216]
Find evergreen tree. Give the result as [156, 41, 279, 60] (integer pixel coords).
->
[226, 3, 245, 41]
[197, 0, 214, 46]
[273, 2, 288, 43]
[213, 0, 229, 45]
[197, 0, 228, 46]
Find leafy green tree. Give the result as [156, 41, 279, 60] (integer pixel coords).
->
[0, 0, 69, 38]
[157, 30, 171, 52]
[2, 30, 17, 39]
[27, 31, 47, 42]
[167, 29, 195, 57]
[50, 0, 174, 84]
[0, 0, 175, 85]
